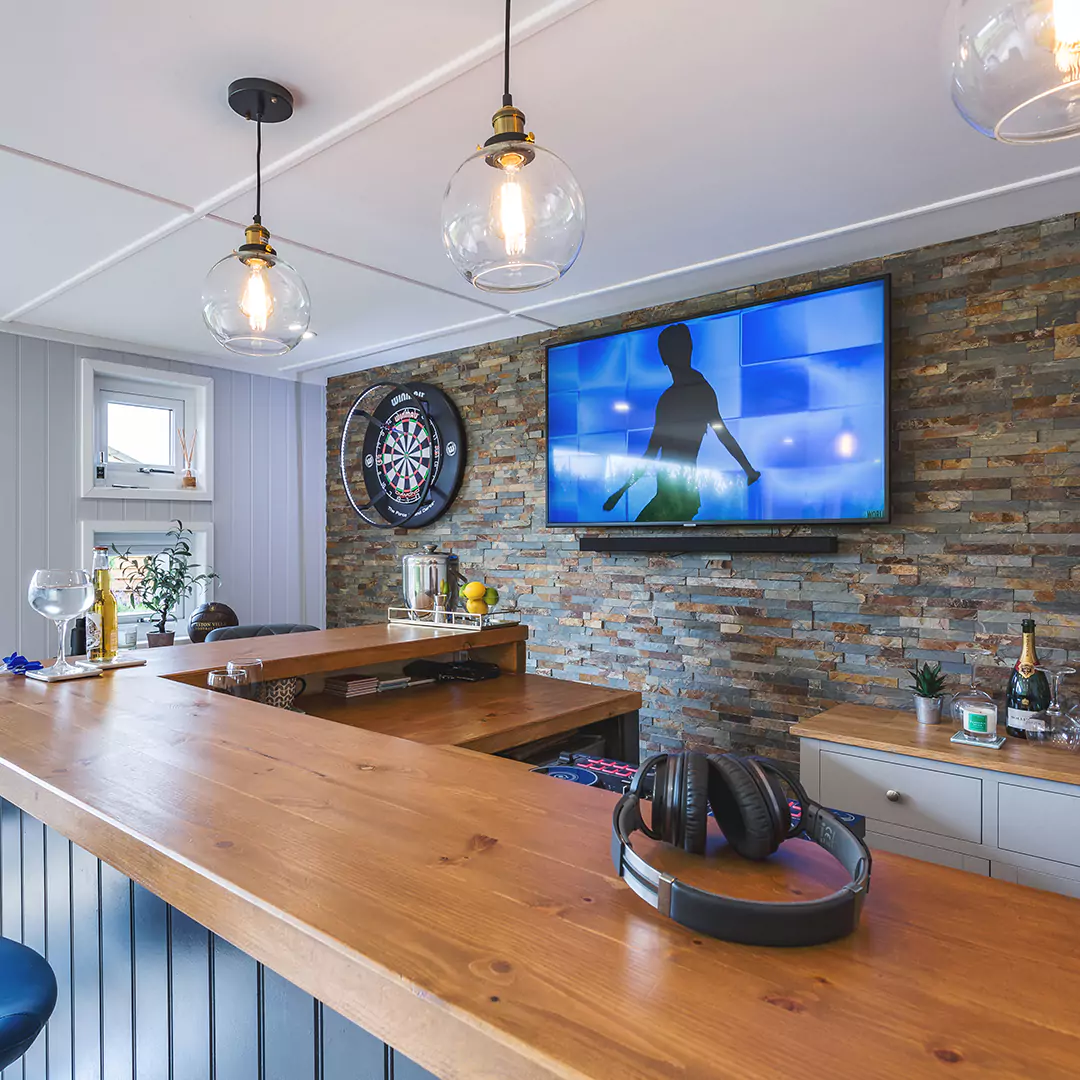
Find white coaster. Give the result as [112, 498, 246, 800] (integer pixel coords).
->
[25, 666, 104, 683]
[80, 654, 147, 670]
[950, 729, 1006, 749]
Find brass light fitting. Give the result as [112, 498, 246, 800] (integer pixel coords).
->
[484, 105, 536, 169]
[239, 221, 276, 264]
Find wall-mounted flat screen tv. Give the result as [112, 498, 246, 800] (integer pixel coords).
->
[546, 276, 890, 527]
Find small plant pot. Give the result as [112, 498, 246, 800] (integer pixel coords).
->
[146, 631, 175, 649]
[914, 695, 943, 725]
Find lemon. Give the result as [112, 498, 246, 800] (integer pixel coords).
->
[466, 598, 489, 615]
[463, 581, 487, 601]
[484, 587, 499, 607]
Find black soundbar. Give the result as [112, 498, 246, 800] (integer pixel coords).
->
[578, 535, 839, 554]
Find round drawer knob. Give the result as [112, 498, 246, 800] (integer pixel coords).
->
[885, 789, 901, 803]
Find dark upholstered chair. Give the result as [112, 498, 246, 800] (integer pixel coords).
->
[204, 623, 320, 643]
[0, 938, 57, 1070]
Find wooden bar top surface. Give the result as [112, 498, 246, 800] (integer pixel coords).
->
[793, 702, 1080, 786]
[0, 628, 1079, 1078]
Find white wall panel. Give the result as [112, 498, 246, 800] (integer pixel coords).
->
[0, 329, 326, 655]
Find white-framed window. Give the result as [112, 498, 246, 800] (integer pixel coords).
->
[80, 359, 213, 501]
[78, 521, 215, 646]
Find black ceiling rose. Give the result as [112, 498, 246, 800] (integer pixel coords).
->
[227, 78, 294, 123]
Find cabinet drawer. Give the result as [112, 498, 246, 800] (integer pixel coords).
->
[998, 783, 1080, 867]
[819, 750, 982, 843]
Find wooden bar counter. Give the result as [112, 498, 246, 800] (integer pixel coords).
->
[1, 628, 1080, 1078]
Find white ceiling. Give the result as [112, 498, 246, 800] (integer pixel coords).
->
[4, 0, 1080, 381]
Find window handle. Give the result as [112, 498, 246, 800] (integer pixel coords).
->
[136, 467, 175, 475]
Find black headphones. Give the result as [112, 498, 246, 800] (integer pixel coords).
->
[611, 752, 872, 947]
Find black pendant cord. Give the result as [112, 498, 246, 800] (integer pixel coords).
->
[254, 112, 263, 226]
[503, 0, 513, 106]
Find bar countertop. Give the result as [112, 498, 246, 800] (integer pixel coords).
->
[1, 626, 1079, 1079]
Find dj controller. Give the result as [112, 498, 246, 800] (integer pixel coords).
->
[534, 753, 866, 839]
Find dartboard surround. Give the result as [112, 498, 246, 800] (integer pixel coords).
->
[347, 382, 465, 528]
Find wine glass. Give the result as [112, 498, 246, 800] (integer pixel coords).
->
[1028, 665, 1080, 750]
[27, 570, 95, 677]
[206, 669, 241, 694]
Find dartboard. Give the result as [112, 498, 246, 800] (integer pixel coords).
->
[374, 405, 440, 504]
[340, 382, 465, 529]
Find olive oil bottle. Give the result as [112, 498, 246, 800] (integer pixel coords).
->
[86, 546, 118, 662]
[1005, 619, 1051, 739]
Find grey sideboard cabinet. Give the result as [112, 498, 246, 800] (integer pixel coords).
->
[800, 737, 1080, 899]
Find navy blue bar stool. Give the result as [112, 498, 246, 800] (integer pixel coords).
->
[0, 938, 57, 1070]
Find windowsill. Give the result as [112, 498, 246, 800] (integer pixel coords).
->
[84, 487, 213, 502]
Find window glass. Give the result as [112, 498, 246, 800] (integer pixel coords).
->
[106, 401, 173, 466]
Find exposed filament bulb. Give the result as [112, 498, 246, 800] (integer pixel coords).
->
[1054, 0, 1080, 79]
[498, 169, 528, 257]
[240, 260, 274, 333]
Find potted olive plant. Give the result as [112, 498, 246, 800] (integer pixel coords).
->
[909, 661, 948, 725]
[111, 521, 218, 647]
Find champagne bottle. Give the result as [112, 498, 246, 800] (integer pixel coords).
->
[1005, 618, 1051, 739]
[86, 547, 118, 662]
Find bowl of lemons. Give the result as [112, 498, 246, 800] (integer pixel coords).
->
[459, 579, 500, 617]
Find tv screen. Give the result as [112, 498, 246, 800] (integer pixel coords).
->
[546, 276, 890, 527]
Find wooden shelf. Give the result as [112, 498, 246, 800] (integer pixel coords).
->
[302, 673, 640, 755]
[793, 703, 1080, 787]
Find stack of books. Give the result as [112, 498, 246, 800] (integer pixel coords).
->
[324, 673, 379, 699]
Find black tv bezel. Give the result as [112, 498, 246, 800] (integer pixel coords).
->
[543, 273, 892, 529]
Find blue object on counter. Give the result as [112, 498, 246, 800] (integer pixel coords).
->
[2, 653, 43, 675]
[531, 764, 599, 786]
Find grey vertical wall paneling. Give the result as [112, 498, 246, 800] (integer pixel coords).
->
[211, 936, 258, 1080]
[250, 374, 272, 626]
[0, 800, 22, 1080]
[21, 813, 46, 1080]
[267, 377, 289, 623]
[230, 372, 255, 624]
[99, 862, 133, 1080]
[320, 1007, 384, 1080]
[391, 1052, 439, 1080]
[299, 380, 327, 628]
[44, 829, 72, 1080]
[132, 885, 169, 1080]
[169, 910, 210, 1080]
[261, 968, 316, 1080]
[0, 336, 18, 671]
[0, 330, 327, 652]
[18, 336, 49, 663]
[70, 845, 101, 1080]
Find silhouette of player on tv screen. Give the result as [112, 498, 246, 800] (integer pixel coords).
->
[603, 322, 760, 522]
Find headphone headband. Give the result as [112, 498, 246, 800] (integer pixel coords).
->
[611, 752, 871, 947]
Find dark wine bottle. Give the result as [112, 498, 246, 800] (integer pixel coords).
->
[1005, 618, 1051, 739]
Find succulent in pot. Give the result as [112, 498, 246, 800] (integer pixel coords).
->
[909, 661, 948, 725]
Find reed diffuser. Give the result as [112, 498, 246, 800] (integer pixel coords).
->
[178, 428, 198, 489]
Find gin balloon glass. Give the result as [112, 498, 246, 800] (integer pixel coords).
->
[1028, 665, 1080, 750]
[27, 570, 95, 677]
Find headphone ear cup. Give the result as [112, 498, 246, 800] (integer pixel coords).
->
[708, 755, 780, 861]
[649, 755, 677, 845]
[679, 754, 711, 855]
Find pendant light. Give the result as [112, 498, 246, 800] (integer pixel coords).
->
[201, 79, 311, 356]
[947, 0, 1080, 142]
[441, 0, 586, 293]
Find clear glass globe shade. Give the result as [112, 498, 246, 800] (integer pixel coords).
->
[201, 249, 311, 356]
[946, 0, 1080, 141]
[442, 140, 586, 293]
